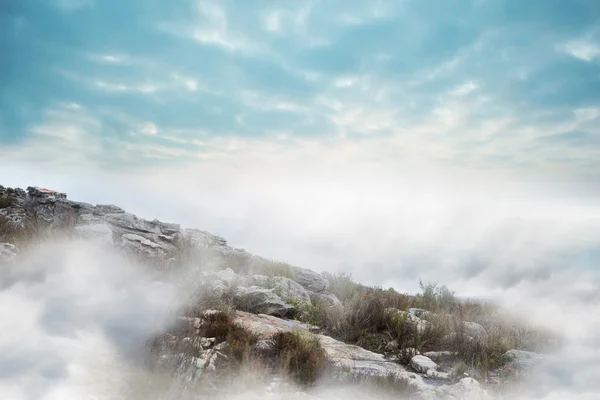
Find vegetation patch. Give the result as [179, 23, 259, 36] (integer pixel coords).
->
[249, 258, 296, 280]
[270, 330, 328, 386]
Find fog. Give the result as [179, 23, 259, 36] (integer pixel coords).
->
[2, 159, 600, 399]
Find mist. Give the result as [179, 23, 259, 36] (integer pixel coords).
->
[2, 158, 600, 399]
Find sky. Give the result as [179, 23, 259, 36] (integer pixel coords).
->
[2, 2, 600, 399]
[2, 0, 600, 293]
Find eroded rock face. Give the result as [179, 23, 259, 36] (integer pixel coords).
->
[247, 275, 312, 305]
[292, 266, 330, 293]
[234, 286, 294, 317]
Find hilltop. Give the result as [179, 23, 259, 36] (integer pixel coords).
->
[0, 185, 559, 399]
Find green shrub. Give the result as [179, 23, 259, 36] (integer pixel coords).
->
[270, 330, 328, 386]
[0, 196, 15, 209]
[414, 280, 458, 312]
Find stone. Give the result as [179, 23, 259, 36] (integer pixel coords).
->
[73, 223, 113, 244]
[410, 355, 439, 374]
[233, 286, 293, 317]
[248, 275, 312, 305]
[292, 266, 330, 293]
[120, 233, 168, 258]
[309, 291, 343, 308]
[433, 377, 488, 399]
[462, 321, 488, 343]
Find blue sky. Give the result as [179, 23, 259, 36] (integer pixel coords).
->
[2, 0, 600, 299]
[2, 0, 600, 179]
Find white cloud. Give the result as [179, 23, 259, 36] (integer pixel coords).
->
[264, 11, 281, 32]
[450, 81, 478, 96]
[561, 40, 600, 61]
[140, 122, 158, 135]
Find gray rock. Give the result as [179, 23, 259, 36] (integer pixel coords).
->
[73, 223, 113, 244]
[233, 286, 293, 317]
[410, 355, 439, 374]
[105, 213, 164, 234]
[433, 377, 488, 399]
[462, 321, 488, 342]
[292, 266, 330, 293]
[309, 291, 343, 308]
[249, 275, 311, 305]
[120, 233, 168, 258]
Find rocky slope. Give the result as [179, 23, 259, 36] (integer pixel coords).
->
[0, 185, 547, 399]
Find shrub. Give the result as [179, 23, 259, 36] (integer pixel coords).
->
[270, 330, 328, 386]
[414, 280, 457, 312]
[322, 272, 361, 302]
[0, 196, 15, 209]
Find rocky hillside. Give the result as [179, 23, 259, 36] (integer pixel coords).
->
[0, 185, 555, 399]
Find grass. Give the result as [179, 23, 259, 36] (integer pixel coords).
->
[149, 307, 259, 377]
[248, 258, 296, 280]
[270, 329, 328, 386]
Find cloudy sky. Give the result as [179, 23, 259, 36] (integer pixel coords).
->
[2, 0, 600, 294]
[3, 2, 600, 398]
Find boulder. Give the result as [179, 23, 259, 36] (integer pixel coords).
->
[309, 291, 343, 309]
[292, 266, 330, 293]
[248, 275, 311, 305]
[233, 286, 293, 317]
[433, 377, 488, 399]
[462, 321, 488, 343]
[410, 355, 439, 374]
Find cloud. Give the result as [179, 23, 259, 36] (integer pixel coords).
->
[561, 40, 600, 62]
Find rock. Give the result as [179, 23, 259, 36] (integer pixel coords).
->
[232, 311, 319, 339]
[433, 377, 488, 399]
[462, 321, 488, 343]
[410, 355, 439, 374]
[120, 233, 168, 258]
[233, 286, 293, 317]
[309, 291, 343, 308]
[409, 308, 433, 321]
[318, 334, 424, 389]
[248, 275, 312, 305]
[73, 223, 113, 243]
[504, 349, 545, 369]
[292, 266, 330, 293]
[0, 243, 17, 262]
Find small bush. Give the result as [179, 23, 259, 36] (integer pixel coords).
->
[414, 280, 457, 312]
[270, 330, 328, 386]
[323, 272, 361, 302]
[0, 196, 15, 209]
